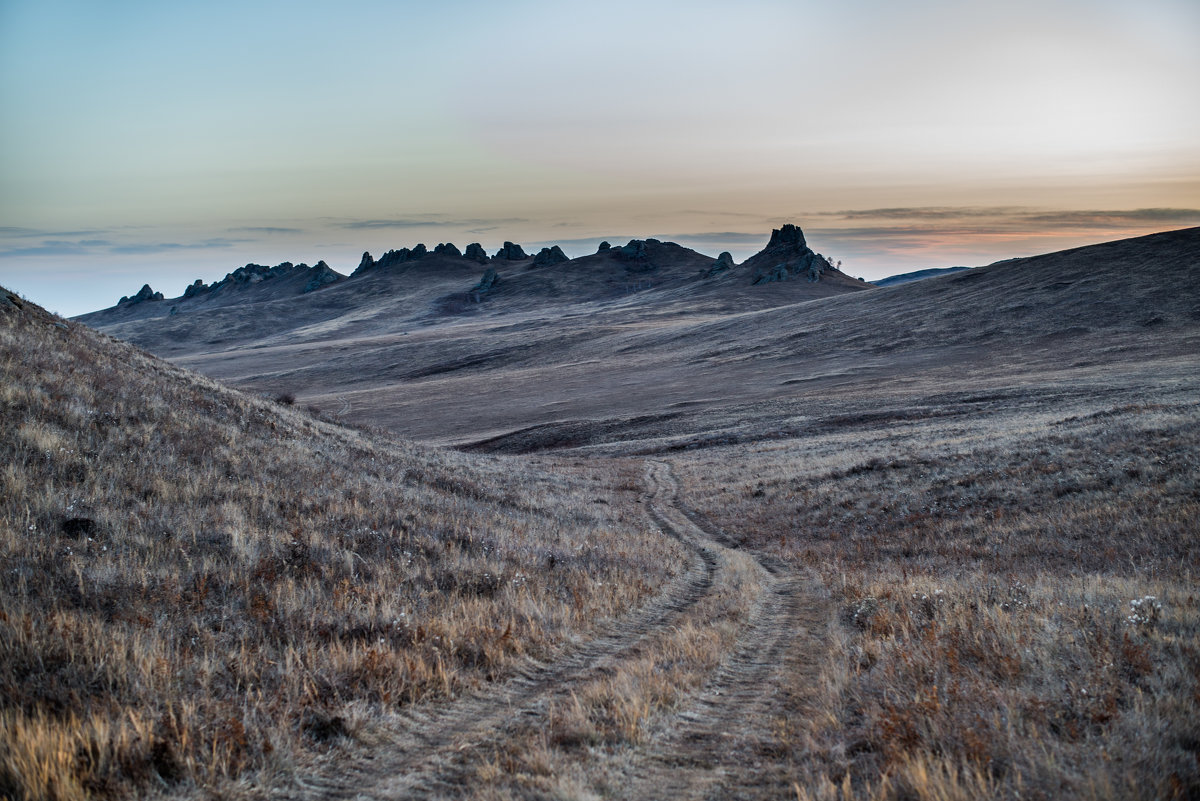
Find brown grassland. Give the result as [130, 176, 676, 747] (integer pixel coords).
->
[0, 290, 684, 799]
[671, 390, 1200, 799]
[4, 228, 1200, 800]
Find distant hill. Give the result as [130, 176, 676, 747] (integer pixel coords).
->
[871, 265, 971, 286]
[447, 226, 1200, 452]
[67, 225, 1200, 449]
[73, 225, 871, 355]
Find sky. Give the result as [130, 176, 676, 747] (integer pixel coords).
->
[2, 0, 1198, 317]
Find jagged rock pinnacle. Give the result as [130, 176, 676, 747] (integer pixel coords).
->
[766, 223, 807, 251]
[464, 243, 489, 264]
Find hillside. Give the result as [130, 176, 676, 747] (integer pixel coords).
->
[115, 226, 1196, 450]
[0, 286, 681, 799]
[871, 265, 971, 286]
[10, 225, 1200, 800]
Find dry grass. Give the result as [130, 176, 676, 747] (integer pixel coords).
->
[673, 393, 1200, 800]
[8, 226, 1199, 799]
[0, 292, 684, 799]
[458, 594, 754, 800]
[423, 459, 767, 799]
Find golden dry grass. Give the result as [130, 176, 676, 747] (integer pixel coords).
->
[673, 394, 1200, 799]
[0, 291, 683, 799]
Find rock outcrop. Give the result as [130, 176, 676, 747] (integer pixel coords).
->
[353, 244, 432, 275]
[183, 279, 209, 299]
[223, 264, 274, 285]
[618, 240, 647, 260]
[613, 239, 654, 272]
[354, 252, 375, 276]
[303, 261, 340, 293]
[742, 224, 836, 285]
[0, 288, 23, 311]
[471, 268, 499, 295]
[118, 284, 164, 305]
[533, 245, 569, 267]
[434, 242, 462, 258]
[375, 248, 411, 270]
[494, 241, 528, 260]
[376, 249, 408, 269]
[464, 243, 489, 264]
[707, 251, 735, 277]
[0, 288, 24, 312]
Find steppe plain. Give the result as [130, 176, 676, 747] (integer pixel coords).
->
[3, 226, 1198, 799]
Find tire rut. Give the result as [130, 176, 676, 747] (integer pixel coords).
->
[274, 461, 720, 799]
[275, 459, 828, 799]
[614, 461, 829, 800]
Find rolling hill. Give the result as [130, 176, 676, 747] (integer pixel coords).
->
[75, 226, 1198, 450]
[871, 265, 971, 286]
[8, 224, 1198, 799]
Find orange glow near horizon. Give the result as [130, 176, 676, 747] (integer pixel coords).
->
[1, 0, 1197, 315]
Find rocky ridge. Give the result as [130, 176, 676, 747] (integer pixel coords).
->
[99, 224, 860, 315]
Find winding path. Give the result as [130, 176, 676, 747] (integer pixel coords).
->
[277, 459, 829, 799]
[614, 461, 830, 799]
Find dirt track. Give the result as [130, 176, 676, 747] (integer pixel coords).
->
[276, 460, 829, 799]
[612, 462, 829, 800]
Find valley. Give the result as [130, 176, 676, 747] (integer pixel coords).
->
[2, 226, 1198, 799]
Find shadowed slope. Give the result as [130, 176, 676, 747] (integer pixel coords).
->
[276, 226, 1200, 448]
[70, 227, 1198, 451]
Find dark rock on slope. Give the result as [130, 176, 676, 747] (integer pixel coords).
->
[358, 246, 427, 274]
[741, 224, 837, 285]
[471, 268, 499, 294]
[464, 243, 489, 264]
[533, 246, 569, 267]
[355, 252, 376, 275]
[303, 261, 340, 293]
[707, 252, 734, 277]
[494, 242, 528, 260]
[80, 260, 348, 326]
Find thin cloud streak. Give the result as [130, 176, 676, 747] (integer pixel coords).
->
[0, 243, 94, 259]
[0, 226, 111, 239]
[109, 239, 243, 255]
[339, 217, 528, 231]
[654, 232, 768, 245]
[826, 207, 1030, 221]
[229, 226, 306, 235]
[820, 206, 1200, 229]
[1022, 208, 1200, 225]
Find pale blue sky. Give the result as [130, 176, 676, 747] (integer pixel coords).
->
[2, 0, 1198, 315]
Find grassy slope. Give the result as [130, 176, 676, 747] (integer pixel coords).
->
[649, 229, 1200, 798]
[10, 227, 1199, 799]
[0, 288, 682, 799]
[670, 372, 1200, 799]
